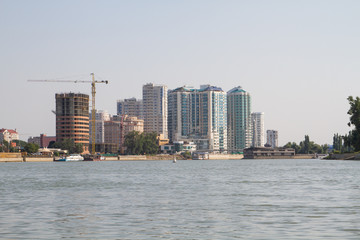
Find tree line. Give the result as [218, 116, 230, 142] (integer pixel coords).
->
[283, 135, 328, 154]
[0, 140, 39, 154]
[123, 131, 159, 155]
[332, 96, 360, 153]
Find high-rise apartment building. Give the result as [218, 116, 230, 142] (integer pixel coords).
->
[117, 98, 143, 119]
[55, 93, 90, 151]
[251, 112, 265, 147]
[89, 110, 111, 144]
[168, 86, 194, 142]
[266, 130, 278, 148]
[227, 86, 252, 152]
[142, 83, 168, 138]
[168, 85, 227, 152]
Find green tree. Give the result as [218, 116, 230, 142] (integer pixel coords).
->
[143, 132, 158, 154]
[342, 132, 354, 153]
[181, 151, 192, 159]
[24, 143, 40, 154]
[74, 143, 84, 154]
[13, 140, 28, 148]
[53, 139, 83, 154]
[333, 133, 343, 152]
[124, 131, 159, 155]
[124, 131, 142, 155]
[284, 136, 326, 154]
[347, 96, 360, 151]
[1, 140, 15, 152]
[304, 135, 310, 154]
[321, 144, 329, 154]
[48, 141, 56, 148]
[284, 142, 300, 154]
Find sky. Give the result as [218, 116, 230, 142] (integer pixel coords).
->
[1, 0, 360, 145]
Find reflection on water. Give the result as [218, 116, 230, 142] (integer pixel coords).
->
[1, 159, 360, 239]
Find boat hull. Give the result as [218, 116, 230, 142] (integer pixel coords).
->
[55, 154, 84, 162]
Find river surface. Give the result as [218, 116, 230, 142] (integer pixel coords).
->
[1, 159, 360, 239]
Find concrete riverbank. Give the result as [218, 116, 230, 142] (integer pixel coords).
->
[0, 153, 244, 162]
[1, 153, 322, 162]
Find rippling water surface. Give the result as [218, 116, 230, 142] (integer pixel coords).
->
[1, 159, 360, 239]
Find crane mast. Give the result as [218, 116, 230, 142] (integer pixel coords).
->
[28, 73, 108, 155]
[91, 73, 96, 155]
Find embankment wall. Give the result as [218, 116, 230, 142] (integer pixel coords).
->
[0, 153, 22, 158]
[24, 157, 54, 162]
[0, 158, 23, 162]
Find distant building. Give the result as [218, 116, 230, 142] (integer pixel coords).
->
[160, 141, 197, 154]
[167, 86, 195, 142]
[0, 128, 19, 143]
[28, 134, 56, 148]
[167, 85, 227, 152]
[104, 116, 121, 153]
[122, 115, 144, 136]
[227, 86, 252, 152]
[266, 130, 278, 148]
[251, 112, 265, 147]
[28, 136, 41, 146]
[143, 83, 168, 138]
[55, 93, 90, 152]
[117, 98, 143, 119]
[120, 115, 144, 153]
[89, 110, 111, 144]
[40, 134, 56, 148]
[243, 147, 295, 159]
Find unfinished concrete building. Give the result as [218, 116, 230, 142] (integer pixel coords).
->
[55, 93, 90, 151]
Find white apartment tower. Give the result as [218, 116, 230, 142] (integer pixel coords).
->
[251, 112, 265, 147]
[143, 83, 168, 139]
[168, 85, 227, 152]
[266, 130, 278, 148]
[89, 110, 111, 144]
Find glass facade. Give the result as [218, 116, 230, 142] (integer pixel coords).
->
[168, 86, 227, 152]
[227, 86, 252, 152]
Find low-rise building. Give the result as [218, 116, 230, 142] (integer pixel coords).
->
[28, 136, 41, 146]
[243, 147, 295, 159]
[160, 141, 197, 154]
[0, 128, 19, 143]
[28, 134, 56, 148]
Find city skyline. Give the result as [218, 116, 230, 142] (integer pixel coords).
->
[2, 1, 360, 145]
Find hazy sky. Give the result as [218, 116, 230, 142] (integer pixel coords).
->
[1, 0, 360, 145]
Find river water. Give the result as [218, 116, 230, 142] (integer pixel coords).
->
[1, 159, 360, 239]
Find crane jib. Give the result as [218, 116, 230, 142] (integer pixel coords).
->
[27, 75, 109, 155]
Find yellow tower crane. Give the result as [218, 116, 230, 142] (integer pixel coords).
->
[28, 73, 108, 154]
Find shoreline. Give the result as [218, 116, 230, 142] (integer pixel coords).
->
[3, 153, 359, 162]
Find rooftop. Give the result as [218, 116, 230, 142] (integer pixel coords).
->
[227, 86, 248, 94]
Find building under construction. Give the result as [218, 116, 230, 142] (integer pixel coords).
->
[55, 93, 90, 152]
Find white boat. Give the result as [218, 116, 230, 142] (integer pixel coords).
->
[173, 157, 176, 163]
[56, 154, 84, 162]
